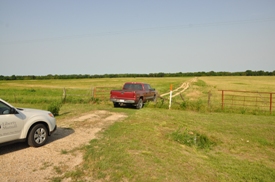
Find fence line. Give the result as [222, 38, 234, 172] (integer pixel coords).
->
[219, 90, 274, 114]
[93, 87, 119, 100]
[61, 87, 117, 102]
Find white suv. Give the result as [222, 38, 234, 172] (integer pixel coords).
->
[0, 99, 57, 147]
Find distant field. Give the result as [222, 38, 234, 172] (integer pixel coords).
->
[1, 76, 274, 114]
[201, 76, 275, 92]
[1, 76, 275, 181]
[0, 77, 188, 106]
[198, 76, 275, 114]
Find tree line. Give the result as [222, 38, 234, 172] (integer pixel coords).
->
[0, 70, 274, 80]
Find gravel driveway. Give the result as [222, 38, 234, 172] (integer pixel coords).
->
[0, 110, 127, 181]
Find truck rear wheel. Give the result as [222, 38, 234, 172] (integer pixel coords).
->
[113, 102, 120, 107]
[136, 98, 143, 109]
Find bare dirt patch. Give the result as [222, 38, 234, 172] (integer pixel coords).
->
[0, 110, 127, 182]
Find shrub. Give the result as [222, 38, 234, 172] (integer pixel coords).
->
[89, 97, 100, 104]
[180, 100, 188, 110]
[47, 101, 62, 116]
[170, 128, 215, 150]
[195, 99, 204, 111]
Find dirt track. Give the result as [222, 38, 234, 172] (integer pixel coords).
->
[0, 110, 127, 181]
[160, 77, 197, 97]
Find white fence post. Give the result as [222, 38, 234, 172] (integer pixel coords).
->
[169, 84, 173, 109]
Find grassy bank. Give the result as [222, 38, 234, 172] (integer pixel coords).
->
[57, 107, 275, 181]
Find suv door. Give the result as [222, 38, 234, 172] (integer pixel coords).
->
[0, 101, 24, 143]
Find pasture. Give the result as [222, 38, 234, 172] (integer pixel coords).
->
[0, 76, 275, 181]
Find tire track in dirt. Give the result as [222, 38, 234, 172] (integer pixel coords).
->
[160, 77, 197, 98]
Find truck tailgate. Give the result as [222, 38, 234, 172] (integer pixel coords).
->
[110, 90, 136, 99]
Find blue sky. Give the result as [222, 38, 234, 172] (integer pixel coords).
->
[1, 0, 275, 76]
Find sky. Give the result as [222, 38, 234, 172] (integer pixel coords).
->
[0, 0, 275, 76]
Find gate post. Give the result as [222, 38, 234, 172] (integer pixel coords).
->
[94, 87, 96, 98]
[270, 93, 273, 114]
[221, 90, 224, 110]
[62, 88, 66, 103]
[208, 91, 212, 107]
[91, 87, 94, 98]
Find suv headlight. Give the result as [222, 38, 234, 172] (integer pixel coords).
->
[48, 113, 55, 118]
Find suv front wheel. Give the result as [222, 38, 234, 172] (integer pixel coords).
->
[28, 124, 48, 147]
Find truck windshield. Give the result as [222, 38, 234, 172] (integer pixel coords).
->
[123, 84, 142, 90]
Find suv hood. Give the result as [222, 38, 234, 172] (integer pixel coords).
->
[17, 108, 53, 119]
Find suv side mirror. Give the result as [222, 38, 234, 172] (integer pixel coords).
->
[9, 107, 17, 114]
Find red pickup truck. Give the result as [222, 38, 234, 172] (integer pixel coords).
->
[110, 82, 157, 109]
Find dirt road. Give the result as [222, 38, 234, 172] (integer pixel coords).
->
[160, 77, 197, 97]
[0, 110, 127, 181]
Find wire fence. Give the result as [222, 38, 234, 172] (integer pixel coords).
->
[62, 87, 119, 103]
[11, 86, 273, 114]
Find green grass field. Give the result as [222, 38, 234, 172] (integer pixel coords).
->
[1, 76, 275, 181]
